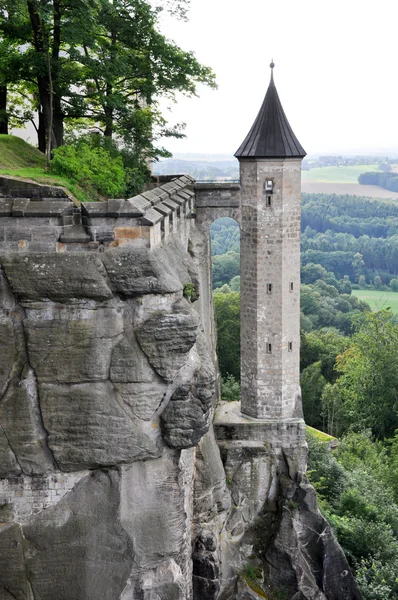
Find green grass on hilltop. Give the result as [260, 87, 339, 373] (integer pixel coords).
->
[306, 425, 336, 442]
[0, 134, 45, 168]
[0, 135, 89, 202]
[302, 164, 380, 184]
[352, 289, 398, 313]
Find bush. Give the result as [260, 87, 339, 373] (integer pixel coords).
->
[51, 141, 125, 199]
[221, 374, 240, 401]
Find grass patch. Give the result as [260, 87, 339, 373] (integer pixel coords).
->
[306, 425, 336, 442]
[302, 165, 380, 184]
[0, 167, 89, 203]
[0, 135, 45, 168]
[352, 289, 398, 314]
[0, 135, 107, 202]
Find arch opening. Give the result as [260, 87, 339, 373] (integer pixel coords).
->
[210, 217, 241, 400]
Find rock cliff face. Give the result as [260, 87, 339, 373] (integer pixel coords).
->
[0, 177, 361, 600]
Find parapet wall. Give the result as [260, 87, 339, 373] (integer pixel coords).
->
[0, 174, 195, 253]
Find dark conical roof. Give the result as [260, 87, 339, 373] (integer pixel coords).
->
[235, 64, 306, 160]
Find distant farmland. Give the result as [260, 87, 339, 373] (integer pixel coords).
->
[301, 181, 398, 198]
[302, 165, 380, 183]
[352, 290, 398, 314]
[301, 165, 398, 198]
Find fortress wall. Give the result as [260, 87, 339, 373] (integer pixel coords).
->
[0, 175, 361, 600]
[0, 175, 195, 253]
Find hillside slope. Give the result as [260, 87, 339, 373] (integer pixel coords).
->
[0, 135, 45, 168]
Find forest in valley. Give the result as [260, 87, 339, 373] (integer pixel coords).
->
[211, 194, 398, 600]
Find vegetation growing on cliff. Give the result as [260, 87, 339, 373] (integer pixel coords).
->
[308, 432, 398, 600]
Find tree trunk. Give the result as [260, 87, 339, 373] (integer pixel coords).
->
[53, 102, 64, 147]
[51, 0, 63, 148]
[38, 110, 46, 152]
[104, 28, 117, 138]
[104, 83, 113, 138]
[0, 86, 8, 134]
[27, 1, 53, 152]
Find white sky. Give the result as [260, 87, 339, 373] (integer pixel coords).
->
[158, 0, 398, 157]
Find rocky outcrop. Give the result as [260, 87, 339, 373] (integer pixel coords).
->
[0, 233, 216, 599]
[0, 179, 361, 599]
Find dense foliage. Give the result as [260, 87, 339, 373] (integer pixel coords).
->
[308, 432, 398, 599]
[359, 171, 398, 193]
[0, 0, 216, 182]
[302, 193, 398, 285]
[51, 139, 125, 199]
[213, 291, 240, 381]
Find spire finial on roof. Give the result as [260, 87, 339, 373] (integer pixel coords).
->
[270, 59, 275, 80]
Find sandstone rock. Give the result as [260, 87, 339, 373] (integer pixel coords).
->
[0, 523, 31, 599]
[24, 303, 123, 384]
[39, 381, 162, 470]
[0, 266, 16, 310]
[235, 579, 266, 600]
[120, 454, 188, 566]
[262, 476, 362, 600]
[115, 381, 166, 421]
[161, 335, 216, 449]
[0, 317, 18, 394]
[101, 239, 198, 298]
[0, 369, 54, 475]
[0, 426, 21, 477]
[135, 300, 199, 382]
[22, 469, 133, 600]
[101, 246, 181, 296]
[110, 330, 157, 383]
[0, 254, 113, 300]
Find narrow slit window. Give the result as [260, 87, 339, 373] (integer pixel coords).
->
[288, 342, 293, 352]
[289, 282, 294, 292]
[267, 343, 272, 354]
[267, 283, 272, 294]
[266, 196, 272, 207]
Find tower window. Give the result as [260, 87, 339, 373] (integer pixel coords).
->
[266, 196, 272, 207]
[267, 343, 272, 354]
[289, 282, 294, 292]
[267, 283, 272, 294]
[265, 180, 273, 193]
[288, 342, 293, 352]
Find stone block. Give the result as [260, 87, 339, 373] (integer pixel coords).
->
[135, 300, 199, 382]
[0, 369, 55, 475]
[39, 381, 162, 470]
[0, 253, 113, 301]
[25, 304, 123, 384]
[22, 470, 134, 600]
[0, 523, 31, 598]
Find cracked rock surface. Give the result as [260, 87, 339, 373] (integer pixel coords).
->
[0, 239, 215, 599]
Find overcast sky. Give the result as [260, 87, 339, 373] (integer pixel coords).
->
[158, 0, 398, 157]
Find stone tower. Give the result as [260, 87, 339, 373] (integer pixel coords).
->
[235, 62, 306, 420]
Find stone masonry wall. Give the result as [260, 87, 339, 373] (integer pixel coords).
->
[239, 159, 302, 420]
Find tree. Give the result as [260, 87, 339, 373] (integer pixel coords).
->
[335, 310, 398, 438]
[300, 361, 326, 428]
[390, 278, 398, 292]
[0, 0, 216, 173]
[212, 251, 240, 289]
[213, 291, 240, 380]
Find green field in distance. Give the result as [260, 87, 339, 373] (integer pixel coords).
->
[302, 164, 380, 184]
[352, 289, 398, 313]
